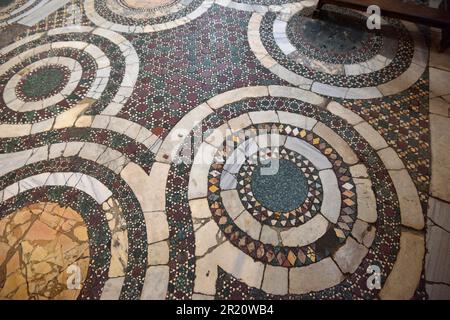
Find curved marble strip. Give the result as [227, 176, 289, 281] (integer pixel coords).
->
[379, 230, 425, 299]
[288, 257, 345, 294]
[280, 214, 329, 246]
[0, 169, 134, 298]
[273, 7, 396, 77]
[4, 57, 83, 112]
[189, 122, 372, 282]
[156, 85, 424, 297]
[0, 141, 170, 299]
[0, 142, 131, 180]
[4, 26, 138, 109]
[215, 0, 267, 13]
[16, 0, 71, 27]
[0, 29, 45, 55]
[0, 113, 159, 157]
[284, 136, 333, 170]
[189, 118, 349, 228]
[188, 142, 218, 200]
[87, 114, 160, 151]
[156, 102, 214, 163]
[242, 125, 363, 224]
[193, 198, 342, 296]
[0, 41, 100, 75]
[84, 0, 214, 33]
[375, 21, 429, 96]
[1, 171, 111, 204]
[312, 122, 359, 165]
[248, 13, 313, 89]
[195, 237, 265, 296]
[193, 211, 348, 296]
[247, 10, 428, 99]
[212, 134, 332, 247]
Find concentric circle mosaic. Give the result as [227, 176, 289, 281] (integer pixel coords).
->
[0, 0, 45, 28]
[0, 153, 153, 299]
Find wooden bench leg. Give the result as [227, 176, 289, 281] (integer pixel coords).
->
[440, 27, 450, 53]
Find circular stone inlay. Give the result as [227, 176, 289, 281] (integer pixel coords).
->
[301, 18, 366, 54]
[251, 159, 308, 212]
[120, 0, 178, 10]
[19, 66, 68, 100]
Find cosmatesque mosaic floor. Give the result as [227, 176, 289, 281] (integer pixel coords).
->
[0, 0, 450, 300]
